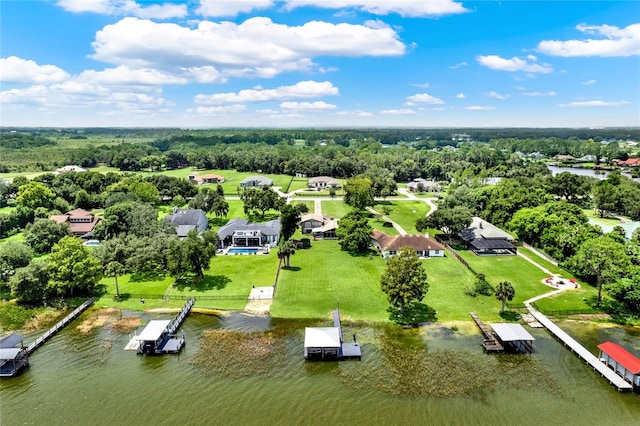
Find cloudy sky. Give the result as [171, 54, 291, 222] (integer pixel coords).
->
[1, 1, 639, 128]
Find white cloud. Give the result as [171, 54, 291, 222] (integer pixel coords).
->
[196, 104, 248, 115]
[581, 79, 597, 86]
[486, 91, 510, 100]
[449, 61, 468, 69]
[280, 101, 337, 110]
[409, 83, 430, 88]
[78, 66, 189, 85]
[559, 100, 630, 107]
[336, 110, 373, 117]
[56, 0, 187, 19]
[380, 108, 416, 115]
[537, 23, 640, 57]
[285, 0, 469, 17]
[477, 55, 553, 73]
[0, 56, 70, 83]
[405, 93, 444, 104]
[195, 81, 339, 104]
[466, 106, 496, 111]
[197, 0, 275, 17]
[521, 91, 556, 97]
[90, 17, 406, 78]
[456, 93, 465, 99]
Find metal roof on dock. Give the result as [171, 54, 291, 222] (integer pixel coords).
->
[136, 320, 171, 341]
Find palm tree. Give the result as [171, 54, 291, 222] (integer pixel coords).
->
[494, 281, 515, 313]
[277, 240, 296, 268]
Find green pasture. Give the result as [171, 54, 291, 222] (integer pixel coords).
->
[582, 208, 625, 226]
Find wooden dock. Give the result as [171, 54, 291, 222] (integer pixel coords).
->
[469, 312, 504, 352]
[527, 306, 633, 392]
[26, 298, 95, 355]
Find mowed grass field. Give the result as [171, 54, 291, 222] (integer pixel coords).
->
[271, 240, 506, 322]
[96, 251, 280, 311]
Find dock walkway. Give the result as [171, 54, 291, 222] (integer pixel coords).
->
[27, 298, 95, 355]
[526, 305, 632, 391]
[469, 312, 504, 352]
[166, 297, 195, 336]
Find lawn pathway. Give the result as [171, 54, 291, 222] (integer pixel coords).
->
[396, 188, 438, 216]
[365, 206, 407, 235]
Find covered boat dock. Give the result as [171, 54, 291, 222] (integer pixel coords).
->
[304, 309, 361, 361]
[0, 334, 29, 378]
[490, 323, 535, 354]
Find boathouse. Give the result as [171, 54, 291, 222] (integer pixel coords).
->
[598, 341, 640, 389]
[490, 323, 535, 353]
[137, 320, 172, 355]
[304, 310, 361, 361]
[0, 334, 29, 378]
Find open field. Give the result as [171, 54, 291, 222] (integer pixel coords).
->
[582, 208, 626, 226]
[320, 200, 352, 218]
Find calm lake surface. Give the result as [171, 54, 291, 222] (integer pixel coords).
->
[1, 310, 639, 426]
[547, 165, 637, 182]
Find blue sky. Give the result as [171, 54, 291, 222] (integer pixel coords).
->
[1, 1, 639, 128]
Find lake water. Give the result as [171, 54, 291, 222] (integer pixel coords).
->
[1, 310, 639, 426]
[547, 165, 638, 182]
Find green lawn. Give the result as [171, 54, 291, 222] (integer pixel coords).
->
[271, 239, 507, 322]
[373, 200, 431, 234]
[457, 250, 549, 305]
[271, 240, 390, 321]
[170, 251, 279, 310]
[96, 251, 280, 311]
[320, 200, 352, 218]
[583, 208, 625, 226]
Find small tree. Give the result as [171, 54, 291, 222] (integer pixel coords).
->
[380, 246, 429, 323]
[277, 240, 296, 268]
[495, 281, 515, 313]
[105, 261, 124, 297]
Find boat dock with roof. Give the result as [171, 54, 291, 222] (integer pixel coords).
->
[527, 305, 633, 391]
[1, 298, 95, 378]
[126, 298, 194, 355]
[304, 309, 361, 361]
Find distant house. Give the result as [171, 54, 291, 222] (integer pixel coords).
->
[598, 341, 640, 389]
[459, 217, 517, 256]
[481, 177, 503, 185]
[188, 173, 225, 185]
[240, 176, 273, 188]
[371, 230, 445, 258]
[555, 154, 575, 162]
[299, 214, 338, 239]
[406, 178, 442, 193]
[164, 208, 208, 238]
[617, 158, 640, 167]
[217, 218, 281, 248]
[54, 165, 86, 174]
[307, 176, 340, 190]
[49, 208, 101, 239]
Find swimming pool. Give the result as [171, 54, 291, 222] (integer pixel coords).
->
[83, 240, 100, 247]
[226, 248, 261, 255]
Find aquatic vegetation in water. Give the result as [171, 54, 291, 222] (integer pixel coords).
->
[191, 329, 285, 378]
[76, 308, 141, 334]
[339, 330, 563, 399]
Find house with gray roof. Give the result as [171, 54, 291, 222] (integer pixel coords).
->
[459, 217, 517, 256]
[307, 176, 340, 190]
[164, 208, 208, 238]
[406, 178, 442, 193]
[240, 176, 273, 188]
[217, 218, 281, 248]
